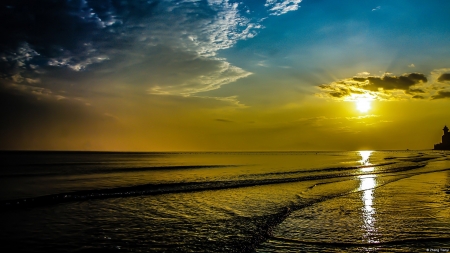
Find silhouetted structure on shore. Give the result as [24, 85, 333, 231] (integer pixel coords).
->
[434, 126, 450, 150]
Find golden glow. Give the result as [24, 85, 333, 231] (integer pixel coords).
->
[359, 174, 378, 243]
[358, 150, 372, 165]
[357, 150, 379, 243]
[355, 98, 372, 113]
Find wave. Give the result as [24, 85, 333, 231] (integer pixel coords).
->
[384, 153, 442, 163]
[0, 165, 238, 178]
[229, 207, 293, 252]
[0, 163, 432, 211]
[243, 162, 399, 178]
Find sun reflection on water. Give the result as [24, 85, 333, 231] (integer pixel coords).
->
[359, 151, 372, 165]
[359, 150, 374, 172]
[358, 151, 379, 243]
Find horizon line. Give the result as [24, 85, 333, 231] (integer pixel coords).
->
[0, 149, 440, 153]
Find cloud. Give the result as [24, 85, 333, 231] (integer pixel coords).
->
[146, 56, 251, 97]
[193, 95, 248, 108]
[362, 73, 427, 91]
[103, 113, 119, 121]
[0, 1, 112, 76]
[265, 0, 302, 16]
[294, 116, 330, 127]
[296, 116, 329, 121]
[438, 73, 450, 82]
[316, 71, 446, 101]
[0, 0, 303, 105]
[294, 114, 385, 132]
[345, 115, 380, 120]
[412, 95, 425, 99]
[408, 63, 415, 68]
[297, 115, 379, 122]
[372, 6, 381, 11]
[6, 82, 55, 98]
[432, 91, 450, 100]
[356, 72, 371, 77]
[0, 1, 247, 97]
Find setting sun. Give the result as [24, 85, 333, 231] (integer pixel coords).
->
[356, 98, 372, 113]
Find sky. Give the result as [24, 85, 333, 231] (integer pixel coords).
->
[1, 0, 450, 151]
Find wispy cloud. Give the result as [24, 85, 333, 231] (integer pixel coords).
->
[103, 113, 120, 121]
[193, 95, 248, 108]
[294, 114, 385, 133]
[6, 82, 54, 98]
[265, 0, 302, 16]
[345, 115, 380, 120]
[148, 59, 251, 97]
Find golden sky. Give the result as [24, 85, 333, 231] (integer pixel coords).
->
[1, 0, 450, 151]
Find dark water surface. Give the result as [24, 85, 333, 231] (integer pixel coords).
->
[0, 151, 449, 252]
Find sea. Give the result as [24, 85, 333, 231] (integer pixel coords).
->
[0, 150, 449, 252]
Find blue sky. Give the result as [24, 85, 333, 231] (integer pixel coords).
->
[1, 0, 450, 150]
[222, 0, 450, 78]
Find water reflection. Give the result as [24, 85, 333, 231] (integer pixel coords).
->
[359, 150, 374, 172]
[358, 151, 379, 243]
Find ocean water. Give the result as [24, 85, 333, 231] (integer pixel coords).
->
[0, 151, 449, 252]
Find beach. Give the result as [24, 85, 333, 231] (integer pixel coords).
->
[0, 151, 449, 252]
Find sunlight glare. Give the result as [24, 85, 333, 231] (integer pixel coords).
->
[356, 98, 372, 113]
[358, 149, 379, 243]
[359, 174, 378, 243]
[358, 151, 373, 166]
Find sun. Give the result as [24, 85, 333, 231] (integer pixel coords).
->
[355, 98, 372, 113]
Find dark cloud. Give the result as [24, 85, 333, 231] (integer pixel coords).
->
[363, 73, 427, 91]
[406, 88, 425, 96]
[318, 72, 434, 100]
[437, 73, 450, 82]
[0, 0, 256, 73]
[1, 0, 263, 98]
[318, 84, 350, 98]
[352, 77, 367, 82]
[329, 89, 350, 98]
[432, 91, 450, 100]
[1, 0, 121, 77]
[1, 0, 113, 51]
[408, 88, 425, 93]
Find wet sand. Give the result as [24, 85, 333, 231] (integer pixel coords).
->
[259, 169, 450, 252]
